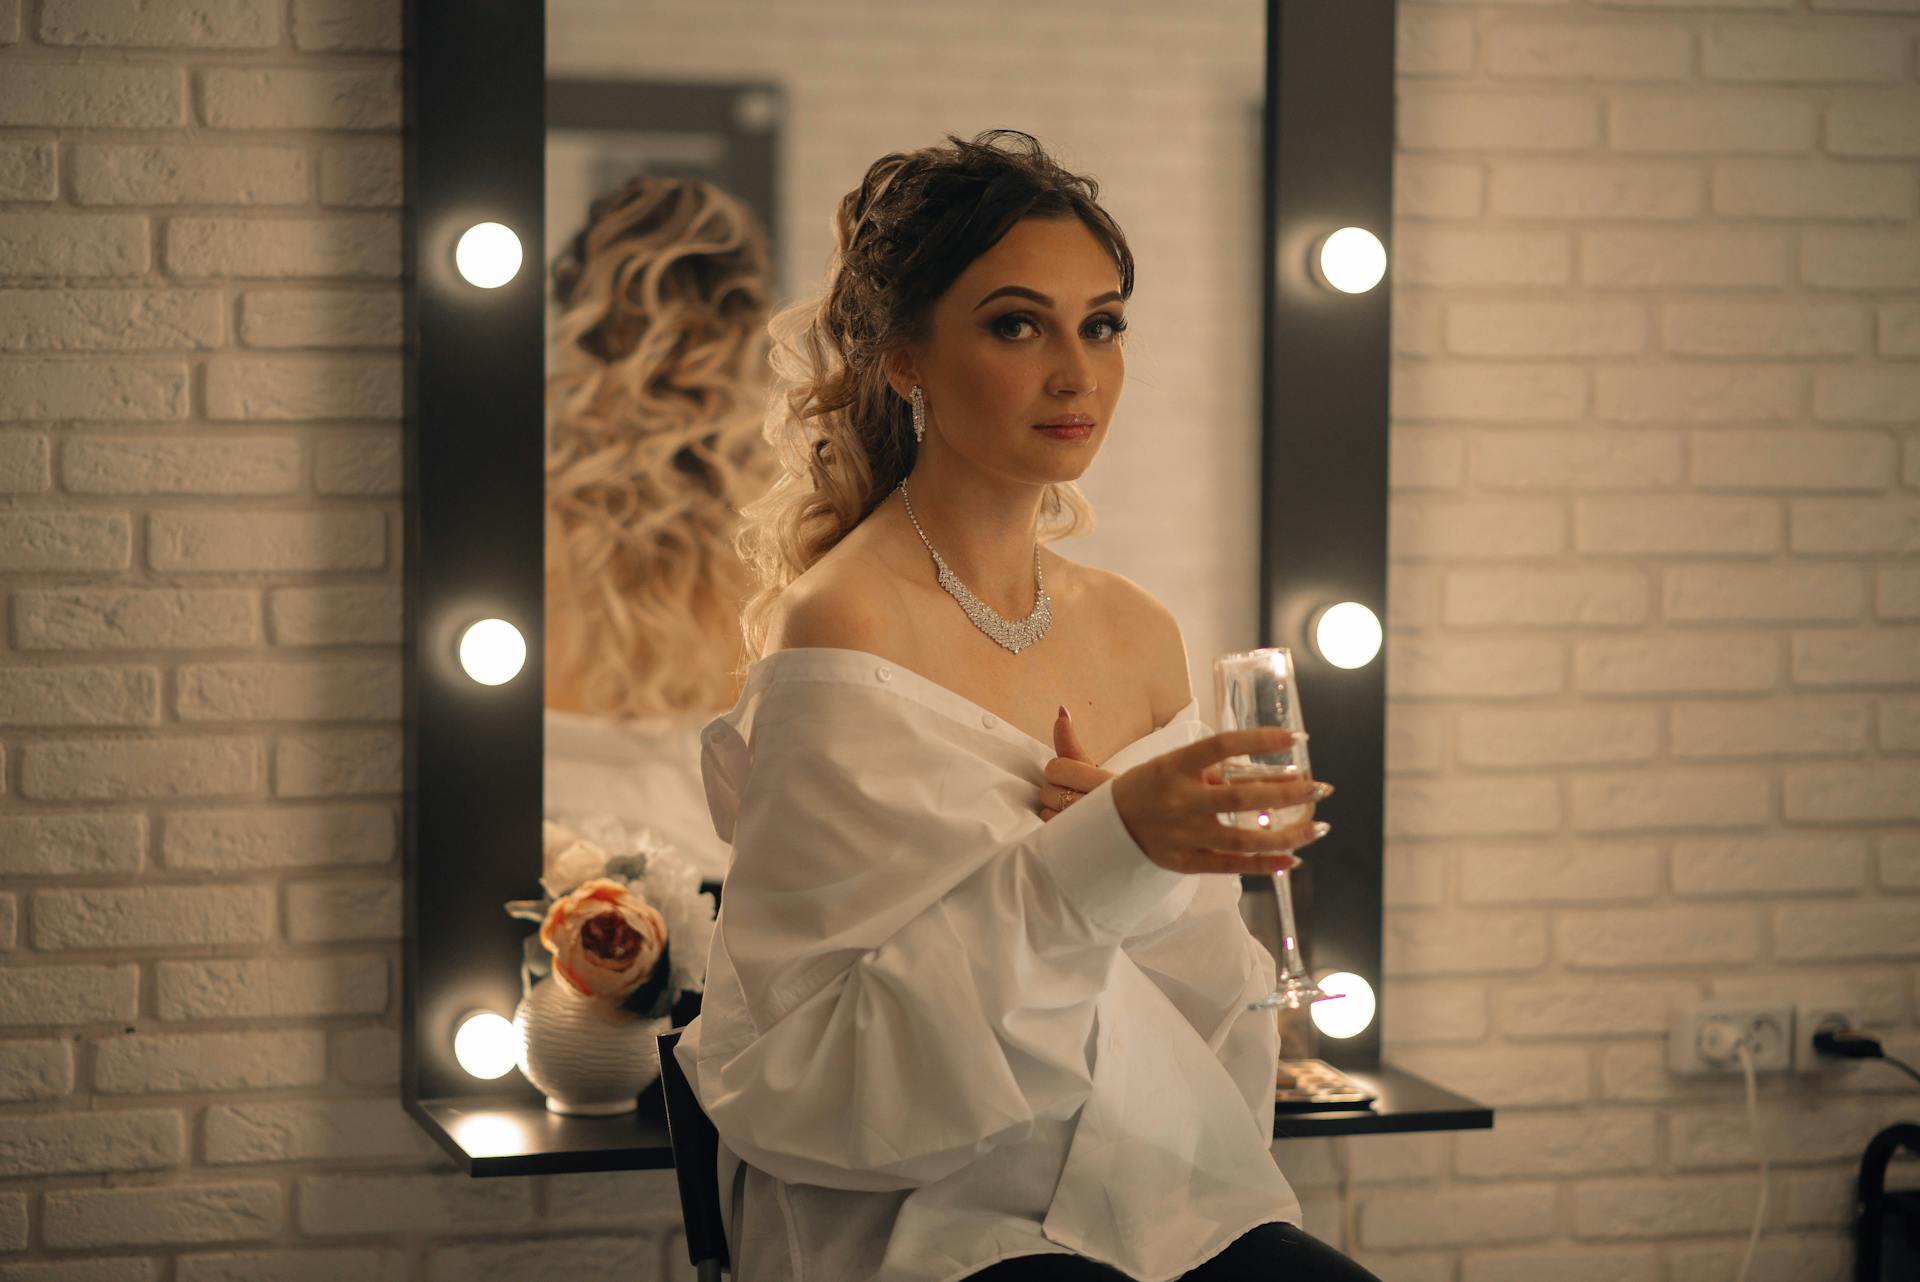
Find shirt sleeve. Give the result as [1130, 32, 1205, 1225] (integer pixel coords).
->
[687, 688, 1191, 1193]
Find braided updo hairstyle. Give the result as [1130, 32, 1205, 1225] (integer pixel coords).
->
[732, 128, 1135, 668]
[544, 175, 776, 718]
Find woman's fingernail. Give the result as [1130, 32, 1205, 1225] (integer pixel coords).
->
[1311, 821, 1332, 838]
[1058, 704, 1069, 720]
[1311, 782, 1333, 800]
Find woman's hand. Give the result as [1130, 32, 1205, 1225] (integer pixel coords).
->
[1035, 707, 1273, 818]
[1109, 727, 1332, 877]
[1038, 705, 1116, 821]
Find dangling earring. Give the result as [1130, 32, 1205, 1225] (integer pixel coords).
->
[910, 384, 926, 444]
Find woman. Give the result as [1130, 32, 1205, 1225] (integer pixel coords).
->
[543, 174, 777, 883]
[675, 131, 1375, 1282]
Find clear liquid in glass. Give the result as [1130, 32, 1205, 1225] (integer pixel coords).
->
[1219, 761, 1311, 832]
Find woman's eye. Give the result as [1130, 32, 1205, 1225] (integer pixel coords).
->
[991, 312, 1129, 342]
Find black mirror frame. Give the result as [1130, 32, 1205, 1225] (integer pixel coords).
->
[402, 0, 1395, 1123]
[1260, 2, 1395, 1069]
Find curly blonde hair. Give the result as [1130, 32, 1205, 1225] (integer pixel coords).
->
[544, 175, 777, 718]
[733, 129, 1135, 670]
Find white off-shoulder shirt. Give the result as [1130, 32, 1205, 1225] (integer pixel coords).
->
[673, 646, 1300, 1282]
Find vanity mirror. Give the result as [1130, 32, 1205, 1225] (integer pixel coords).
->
[404, 0, 1482, 1176]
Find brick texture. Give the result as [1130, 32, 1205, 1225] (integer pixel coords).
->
[0, 1, 441, 1274]
[1373, 4, 1919, 1275]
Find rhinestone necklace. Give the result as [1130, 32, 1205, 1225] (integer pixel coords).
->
[896, 479, 1052, 654]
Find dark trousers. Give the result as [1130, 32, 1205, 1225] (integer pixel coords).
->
[960, 1222, 1382, 1281]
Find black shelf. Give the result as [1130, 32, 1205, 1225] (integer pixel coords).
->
[1270, 1065, 1492, 1140]
[411, 1078, 674, 1177]
[410, 1064, 1491, 1177]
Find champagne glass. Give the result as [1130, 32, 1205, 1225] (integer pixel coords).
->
[1213, 646, 1327, 1012]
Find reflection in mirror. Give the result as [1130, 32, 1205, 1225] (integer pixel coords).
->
[540, 1, 1266, 893]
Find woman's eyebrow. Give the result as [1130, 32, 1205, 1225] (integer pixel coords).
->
[972, 285, 1125, 311]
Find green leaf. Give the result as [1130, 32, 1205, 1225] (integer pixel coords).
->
[604, 853, 648, 882]
[522, 932, 552, 978]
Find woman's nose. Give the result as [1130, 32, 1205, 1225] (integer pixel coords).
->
[1048, 339, 1097, 396]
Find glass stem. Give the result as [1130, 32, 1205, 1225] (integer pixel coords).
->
[1270, 866, 1310, 981]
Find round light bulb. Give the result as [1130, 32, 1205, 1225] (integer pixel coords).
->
[1315, 227, 1387, 294]
[1309, 972, 1376, 1040]
[452, 1010, 519, 1079]
[1311, 601, 1382, 670]
[457, 618, 526, 686]
[454, 221, 523, 289]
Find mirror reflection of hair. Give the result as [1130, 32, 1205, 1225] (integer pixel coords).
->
[543, 176, 778, 720]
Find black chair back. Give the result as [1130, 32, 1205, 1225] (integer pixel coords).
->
[657, 1027, 732, 1281]
[1855, 1121, 1920, 1282]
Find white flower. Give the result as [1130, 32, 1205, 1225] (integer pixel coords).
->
[540, 819, 610, 900]
[635, 844, 717, 997]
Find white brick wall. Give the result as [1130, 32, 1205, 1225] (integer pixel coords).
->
[3, 1, 1915, 1280]
[0, 0, 578, 1277]
[1372, 2, 1920, 1279]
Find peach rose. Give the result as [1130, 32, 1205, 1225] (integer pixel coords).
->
[538, 877, 668, 1003]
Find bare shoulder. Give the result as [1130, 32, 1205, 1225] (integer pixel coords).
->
[1075, 563, 1194, 723]
[762, 553, 916, 665]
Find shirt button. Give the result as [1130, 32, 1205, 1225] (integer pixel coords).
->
[981, 713, 998, 729]
[876, 665, 892, 682]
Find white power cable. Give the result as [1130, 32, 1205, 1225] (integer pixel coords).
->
[1335, 1134, 1356, 1253]
[1733, 1039, 1768, 1282]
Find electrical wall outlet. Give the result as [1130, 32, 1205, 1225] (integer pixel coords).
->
[1669, 1001, 1794, 1075]
[1793, 1002, 1860, 1073]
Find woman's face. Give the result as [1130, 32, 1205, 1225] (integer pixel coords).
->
[894, 215, 1126, 485]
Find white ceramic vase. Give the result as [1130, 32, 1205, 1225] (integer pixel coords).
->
[513, 975, 671, 1115]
